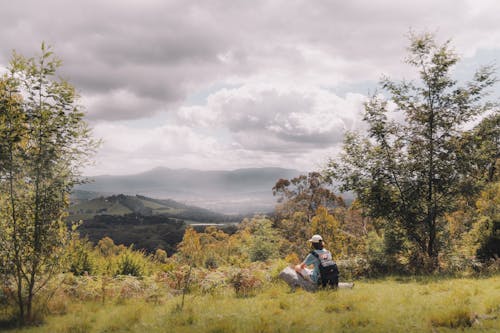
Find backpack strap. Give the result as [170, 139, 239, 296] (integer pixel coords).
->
[310, 250, 322, 286]
[310, 250, 320, 263]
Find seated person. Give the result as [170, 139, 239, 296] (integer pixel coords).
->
[279, 234, 353, 291]
[294, 234, 333, 286]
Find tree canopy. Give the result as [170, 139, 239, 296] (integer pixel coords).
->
[327, 33, 498, 271]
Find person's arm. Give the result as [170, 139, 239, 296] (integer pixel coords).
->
[295, 253, 315, 272]
[294, 262, 306, 272]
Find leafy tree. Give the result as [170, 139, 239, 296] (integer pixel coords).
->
[273, 172, 344, 224]
[177, 227, 204, 267]
[239, 217, 279, 262]
[456, 112, 499, 195]
[0, 44, 95, 323]
[470, 182, 500, 260]
[327, 33, 497, 271]
[311, 206, 344, 258]
[273, 172, 345, 255]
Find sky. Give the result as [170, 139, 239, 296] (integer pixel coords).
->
[1, 0, 499, 176]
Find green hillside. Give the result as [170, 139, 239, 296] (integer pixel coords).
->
[67, 194, 243, 253]
[69, 193, 242, 224]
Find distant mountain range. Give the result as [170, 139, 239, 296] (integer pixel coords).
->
[75, 167, 303, 214]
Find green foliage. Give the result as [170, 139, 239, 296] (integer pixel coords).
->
[115, 249, 148, 277]
[327, 32, 498, 271]
[273, 172, 343, 221]
[240, 217, 280, 262]
[0, 43, 96, 323]
[66, 227, 96, 276]
[470, 182, 500, 260]
[78, 213, 186, 254]
[153, 249, 168, 263]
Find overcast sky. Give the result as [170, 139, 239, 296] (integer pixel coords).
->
[1, 1, 499, 176]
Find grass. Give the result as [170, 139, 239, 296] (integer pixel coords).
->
[7, 275, 500, 333]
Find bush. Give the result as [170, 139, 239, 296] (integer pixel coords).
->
[336, 257, 369, 280]
[116, 250, 148, 277]
[228, 269, 263, 297]
[200, 271, 227, 295]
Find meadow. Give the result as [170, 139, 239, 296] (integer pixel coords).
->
[5, 274, 500, 333]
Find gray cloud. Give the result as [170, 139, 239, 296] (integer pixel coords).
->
[2, 1, 499, 122]
[1, 1, 499, 174]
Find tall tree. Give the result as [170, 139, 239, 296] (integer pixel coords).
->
[327, 33, 497, 271]
[0, 44, 96, 323]
[273, 172, 343, 224]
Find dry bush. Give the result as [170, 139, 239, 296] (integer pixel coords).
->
[228, 269, 263, 297]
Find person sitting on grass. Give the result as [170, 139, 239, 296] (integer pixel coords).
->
[279, 234, 353, 291]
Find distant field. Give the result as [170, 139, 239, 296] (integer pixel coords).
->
[11, 275, 500, 333]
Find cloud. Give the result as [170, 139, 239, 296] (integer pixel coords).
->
[82, 89, 166, 121]
[1, 1, 499, 122]
[177, 84, 367, 152]
[2, 1, 500, 175]
[85, 86, 367, 175]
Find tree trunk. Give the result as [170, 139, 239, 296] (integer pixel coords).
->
[16, 271, 24, 325]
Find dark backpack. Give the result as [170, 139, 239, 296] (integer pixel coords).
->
[311, 250, 339, 288]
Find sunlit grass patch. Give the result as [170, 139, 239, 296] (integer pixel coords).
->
[430, 307, 475, 329]
[8, 275, 500, 333]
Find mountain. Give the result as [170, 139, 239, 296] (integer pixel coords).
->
[75, 167, 303, 214]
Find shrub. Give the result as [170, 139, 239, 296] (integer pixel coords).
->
[154, 249, 168, 263]
[116, 250, 148, 277]
[200, 271, 227, 295]
[336, 257, 369, 280]
[228, 269, 263, 297]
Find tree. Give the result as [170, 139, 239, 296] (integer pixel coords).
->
[327, 33, 497, 271]
[239, 216, 279, 262]
[272, 172, 346, 257]
[273, 172, 344, 223]
[471, 182, 500, 260]
[311, 206, 344, 258]
[177, 227, 204, 267]
[0, 44, 95, 323]
[456, 112, 499, 191]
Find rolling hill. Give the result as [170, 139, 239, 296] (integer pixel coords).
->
[69, 194, 243, 223]
[69, 194, 242, 253]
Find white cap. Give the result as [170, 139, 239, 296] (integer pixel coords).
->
[308, 234, 323, 243]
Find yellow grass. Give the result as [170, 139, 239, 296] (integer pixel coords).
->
[9, 275, 500, 333]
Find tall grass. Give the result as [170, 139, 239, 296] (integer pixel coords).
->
[8, 275, 500, 333]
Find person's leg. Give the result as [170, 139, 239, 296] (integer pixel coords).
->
[338, 282, 354, 289]
[297, 267, 313, 282]
[279, 266, 317, 292]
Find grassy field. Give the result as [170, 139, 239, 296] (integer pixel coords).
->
[9, 275, 500, 333]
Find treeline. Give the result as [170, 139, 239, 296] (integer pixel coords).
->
[76, 214, 186, 254]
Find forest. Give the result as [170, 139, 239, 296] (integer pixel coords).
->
[0, 34, 499, 331]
